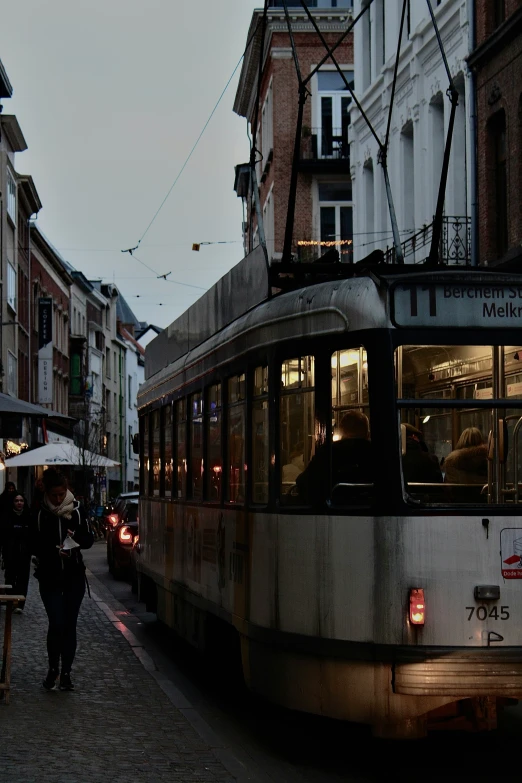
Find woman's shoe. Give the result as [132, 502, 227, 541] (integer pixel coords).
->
[43, 668, 59, 690]
[59, 672, 74, 691]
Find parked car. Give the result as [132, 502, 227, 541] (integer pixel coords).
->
[106, 497, 139, 579]
[103, 491, 139, 533]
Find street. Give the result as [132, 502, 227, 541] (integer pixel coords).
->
[83, 541, 522, 783]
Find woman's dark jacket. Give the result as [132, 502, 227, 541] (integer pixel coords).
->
[31, 502, 94, 588]
[2, 505, 32, 566]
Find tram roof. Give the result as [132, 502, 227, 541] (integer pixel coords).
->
[144, 249, 522, 385]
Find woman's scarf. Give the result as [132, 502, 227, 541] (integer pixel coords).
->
[43, 489, 76, 520]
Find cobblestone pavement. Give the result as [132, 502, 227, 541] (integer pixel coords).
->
[0, 565, 236, 783]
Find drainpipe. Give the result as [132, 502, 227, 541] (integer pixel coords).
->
[468, 0, 478, 266]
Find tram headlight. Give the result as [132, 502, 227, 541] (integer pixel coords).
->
[409, 588, 425, 626]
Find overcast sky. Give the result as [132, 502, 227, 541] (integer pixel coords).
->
[0, 0, 261, 329]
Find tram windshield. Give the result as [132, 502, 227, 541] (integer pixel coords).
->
[396, 344, 522, 505]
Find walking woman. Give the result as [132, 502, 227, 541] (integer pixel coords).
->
[2, 494, 32, 613]
[31, 468, 94, 691]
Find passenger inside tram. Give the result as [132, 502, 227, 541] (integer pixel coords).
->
[296, 409, 372, 506]
[443, 427, 488, 485]
[397, 344, 522, 504]
[401, 423, 443, 484]
[282, 443, 305, 484]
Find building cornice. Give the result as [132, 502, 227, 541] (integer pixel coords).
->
[467, 7, 522, 70]
[0, 115, 28, 153]
[233, 9, 353, 120]
[0, 58, 13, 98]
[17, 174, 43, 215]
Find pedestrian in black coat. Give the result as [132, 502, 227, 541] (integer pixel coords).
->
[2, 494, 32, 613]
[31, 468, 94, 692]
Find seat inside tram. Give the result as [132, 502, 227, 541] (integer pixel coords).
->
[397, 344, 522, 505]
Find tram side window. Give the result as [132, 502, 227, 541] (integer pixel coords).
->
[252, 366, 269, 504]
[163, 404, 173, 498]
[227, 374, 246, 504]
[280, 356, 315, 504]
[190, 392, 203, 501]
[329, 348, 373, 506]
[152, 409, 161, 497]
[142, 414, 150, 496]
[396, 344, 522, 504]
[176, 398, 187, 499]
[206, 384, 222, 502]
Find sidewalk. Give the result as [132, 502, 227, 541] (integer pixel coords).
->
[0, 563, 236, 783]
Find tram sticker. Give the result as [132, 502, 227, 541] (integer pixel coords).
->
[500, 528, 522, 578]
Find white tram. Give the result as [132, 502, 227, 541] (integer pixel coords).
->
[137, 250, 522, 737]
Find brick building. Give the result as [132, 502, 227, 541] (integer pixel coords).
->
[468, 0, 522, 266]
[29, 224, 72, 416]
[233, 1, 354, 262]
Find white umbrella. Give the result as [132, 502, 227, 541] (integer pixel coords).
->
[4, 442, 120, 468]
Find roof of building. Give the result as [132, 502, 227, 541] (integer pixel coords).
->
[136, 323, 163, 339]
[119, 325, 145, 357]
[116, 291, 140, 329]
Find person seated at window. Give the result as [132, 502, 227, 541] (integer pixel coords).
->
[296, 410, 372, 506]
[402, 424, 443, 484]
[282, 443, 305, 485]
[443, 427, 487, 485]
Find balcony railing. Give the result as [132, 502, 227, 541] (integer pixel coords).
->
[300, 127, 350, 163]
[384, 216, 471, 265]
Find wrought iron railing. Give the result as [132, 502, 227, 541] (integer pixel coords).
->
[300, 127, 350, 162]
[384, 216, 471, 265]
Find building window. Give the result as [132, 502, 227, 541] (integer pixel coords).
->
[70, 351, 82, 396]
[128, 375, 133, 408]
[7, 262, 16, 311]
[317, 70, 353, 159]
[318, 182, 353, 262]
[114, 352, 117, 380]
[6, 169, 16, 222]
[494, 0, 505, 28]
[263, 186, 275, 260]
[490, 111, 508, 258]
[363, 160, 375, 245]
[261, 79, 273, 165]
[362, 0, 371, 89]
[105, 347, 110, 377]
[401, 121, 415, 237]
[7, 352, 17, 396]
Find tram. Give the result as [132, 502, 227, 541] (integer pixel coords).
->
[137, 249, 522, 737]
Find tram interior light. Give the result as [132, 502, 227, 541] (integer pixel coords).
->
[422, 416, 431, 424]
[409, 588, 425, 626]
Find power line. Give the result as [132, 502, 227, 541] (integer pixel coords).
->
[121, 20, 261, 254]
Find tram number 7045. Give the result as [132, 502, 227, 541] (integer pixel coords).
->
[466, 606, 510, 621]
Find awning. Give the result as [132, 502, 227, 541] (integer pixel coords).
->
[0, 393, 52, 417]
[4, 443, 120, 468]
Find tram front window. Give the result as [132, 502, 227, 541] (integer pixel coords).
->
[396, 344, 522, 504]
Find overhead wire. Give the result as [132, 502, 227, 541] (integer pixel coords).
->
[122, 18, 262, 256]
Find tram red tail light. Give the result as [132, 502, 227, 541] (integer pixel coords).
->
[409, 588, 425, 626]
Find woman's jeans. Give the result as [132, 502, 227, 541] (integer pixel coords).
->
[39, 582, 85, 673]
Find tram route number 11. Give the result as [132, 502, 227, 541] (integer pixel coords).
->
[466, 606, 510, 621]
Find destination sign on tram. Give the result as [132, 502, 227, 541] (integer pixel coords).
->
[392, 283, 522, 328]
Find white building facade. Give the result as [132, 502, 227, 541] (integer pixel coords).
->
[350, 0, 474, 264]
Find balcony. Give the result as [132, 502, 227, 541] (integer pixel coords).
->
[299, 127, 350, 173]
[383, 216, 472, 266]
